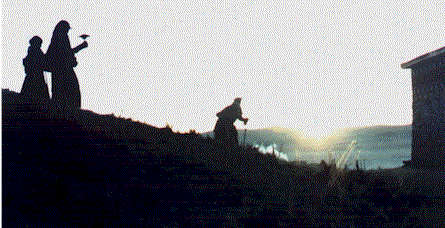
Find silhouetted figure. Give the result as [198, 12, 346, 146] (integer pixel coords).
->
[20, 36, 50, 105]
[214, 98, 248, 146]
[45, 20, 88, 112]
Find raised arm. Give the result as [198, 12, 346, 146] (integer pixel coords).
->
[73, 41, 88, 54]
[236, 107, 248, 124]
[239, 116, 248, 124]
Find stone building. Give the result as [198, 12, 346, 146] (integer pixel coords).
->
[401, 46, 445, 168]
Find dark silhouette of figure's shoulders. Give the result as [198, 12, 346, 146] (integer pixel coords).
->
[45, 21, 79, 72]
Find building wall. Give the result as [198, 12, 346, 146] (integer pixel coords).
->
[411, 58, 445, 167]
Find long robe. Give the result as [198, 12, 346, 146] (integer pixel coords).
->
[21, 46, 50, 104]
[51, 68, 81, 111]
[46, 23, 81, 112]
[214, 102, 243, 146]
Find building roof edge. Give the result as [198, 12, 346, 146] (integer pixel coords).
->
[401, 46, 445, 69]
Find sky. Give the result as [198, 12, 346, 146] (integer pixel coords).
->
[2, 1, 444, 138]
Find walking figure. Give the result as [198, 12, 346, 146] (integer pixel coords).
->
[20, 36, 50, 106]
[45, 20, 88, 112]
[214, 98, 249, 147]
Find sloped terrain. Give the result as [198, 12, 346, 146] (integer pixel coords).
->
[3, 89, 445, 226]
[2, 90, 296, 226]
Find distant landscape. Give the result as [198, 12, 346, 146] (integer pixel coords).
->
[203, 125, 411, 169]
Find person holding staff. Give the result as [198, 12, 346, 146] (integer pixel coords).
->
[214, 98, 249, 147]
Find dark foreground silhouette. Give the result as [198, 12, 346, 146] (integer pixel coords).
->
[214, 97, 249, 146]
[3, 89, 445, 226]
[46, 20, 88, 112]
[20, 36, 49, 104]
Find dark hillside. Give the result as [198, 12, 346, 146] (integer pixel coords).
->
[2, 89, 309, 226]
[3, 89, 445, 226]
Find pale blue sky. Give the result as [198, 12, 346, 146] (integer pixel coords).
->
[2, 1, 444, 138]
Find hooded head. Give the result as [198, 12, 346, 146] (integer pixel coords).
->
[54, 20, 71, 34]
[49, 20, 71, 48]
[46, 20, 76, 70]
[29, 36, 42, 48]
[234, 97, 242, 104]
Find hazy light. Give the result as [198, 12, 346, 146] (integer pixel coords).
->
[3, 1, 443, 136]
[255, 143, 289, 161]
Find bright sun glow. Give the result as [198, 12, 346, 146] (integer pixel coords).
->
[300, 128, 337, 140]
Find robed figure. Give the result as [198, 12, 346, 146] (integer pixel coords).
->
[21, 36, 50, 105]
[45, 20, 87, 112]
[214, 98, 249, 146]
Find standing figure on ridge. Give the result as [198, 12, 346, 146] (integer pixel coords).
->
[21, 36, 50, 105]
[45, 20, 88, 112]
[214, 98, 249, 147]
